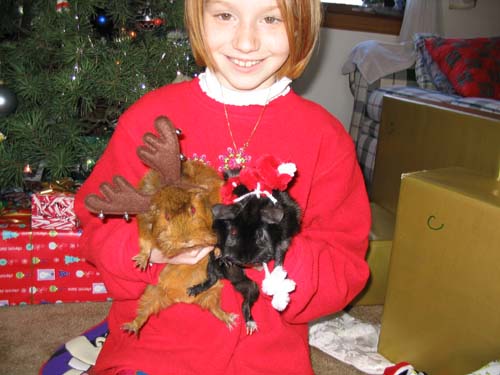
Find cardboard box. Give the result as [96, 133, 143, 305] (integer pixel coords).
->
[353, 203, 395, 305]
[0, 214, 109, 306]
[378, 167, 500, 375]
[371, 95, 500, 215]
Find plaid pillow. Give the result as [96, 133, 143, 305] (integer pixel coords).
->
[413, 33, 456, 94]
[425, 36, 500, 99]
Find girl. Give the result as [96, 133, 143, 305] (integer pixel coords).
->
[74, 0, 371, 374]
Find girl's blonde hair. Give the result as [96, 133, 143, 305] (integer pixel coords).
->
[184, 0, 322, 80]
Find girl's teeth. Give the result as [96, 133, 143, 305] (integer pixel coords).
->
[232, 59, 259, 68]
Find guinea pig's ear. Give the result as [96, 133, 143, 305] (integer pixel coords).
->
[212, 204, 239, 220]
[261, 206, 284, 224]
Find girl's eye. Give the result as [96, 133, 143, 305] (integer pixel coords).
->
[263, 16, 281, 24]
[216, 12, 233, 21]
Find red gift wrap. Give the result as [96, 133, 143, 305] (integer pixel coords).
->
[0, 221, 33, 306]
[30, 228, 108, 304]
[0, 213, 109, 306]
[31, 192, 78, 231]
[0, 209, 31, 225]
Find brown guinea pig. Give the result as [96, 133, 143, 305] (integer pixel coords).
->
[85, 117, 237, 335]
[124, 160, 237, 334]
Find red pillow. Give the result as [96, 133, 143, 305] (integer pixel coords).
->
[425, 37, 500, 99]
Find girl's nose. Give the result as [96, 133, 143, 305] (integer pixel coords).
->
[233, 22, 259, 53]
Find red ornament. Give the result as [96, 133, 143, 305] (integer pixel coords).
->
[135, 7, 164, 31]
[56, 0, 70, 12]
[153, 18, 164, 26]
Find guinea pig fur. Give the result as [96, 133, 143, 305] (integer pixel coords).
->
[122, 160, 237, 334]
[188, 187, 301, 334]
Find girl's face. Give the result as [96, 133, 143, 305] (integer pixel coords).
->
[203, 0, 290, 92]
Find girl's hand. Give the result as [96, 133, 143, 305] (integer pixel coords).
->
[149, 246, 214, 265]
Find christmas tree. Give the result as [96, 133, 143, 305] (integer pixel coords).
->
[0, 0, 200, 191]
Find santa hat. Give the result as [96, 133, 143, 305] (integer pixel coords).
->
[221, 155, 296, 204]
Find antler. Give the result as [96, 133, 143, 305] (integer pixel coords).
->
[84, 116, 184, 219]
[84, 176, 152, 216]
[137, 116, 182, 186]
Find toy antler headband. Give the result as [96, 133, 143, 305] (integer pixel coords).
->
[84, 116, 184, 220]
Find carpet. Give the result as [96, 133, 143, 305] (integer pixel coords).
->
[0, 302, 383, 374]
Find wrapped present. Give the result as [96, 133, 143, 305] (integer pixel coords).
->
[0, 221, 33, 306]
[30, 228, 108, 304]
[0, 209, 31, 225]
[0, 213, 109, 306]
[31, 192, 78, 231]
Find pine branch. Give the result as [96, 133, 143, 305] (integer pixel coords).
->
[0, 0, 198, 190]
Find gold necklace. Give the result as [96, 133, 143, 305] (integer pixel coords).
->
[219, 87, 271, 171]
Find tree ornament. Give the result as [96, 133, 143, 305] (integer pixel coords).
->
[135, 6, 164, 31]
[0, 84, 18, 117]
[0, 131, 6, 143]
[84, 158, 96, 172]
[114, 27, 133, 43]
[56, 0, 70, 13]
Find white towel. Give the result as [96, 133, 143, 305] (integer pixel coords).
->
[342, 40, 416, 84]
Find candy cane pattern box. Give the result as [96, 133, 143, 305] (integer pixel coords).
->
[30, 228, 109, 304]
[31, 193, 78, 231]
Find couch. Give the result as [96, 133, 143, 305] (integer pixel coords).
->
[347, 33, 500, 193]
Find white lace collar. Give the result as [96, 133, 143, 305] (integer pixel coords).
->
[198, 68, 292, 106]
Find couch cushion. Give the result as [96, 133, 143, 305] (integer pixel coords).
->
[450, 96, 500, 115]
[413, 33, 457, 94]
[356, 132, 379, 188]
[425, 36, 500, 99]
[366, 86, 460, 123]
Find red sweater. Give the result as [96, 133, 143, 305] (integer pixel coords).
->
[74, 78, 370, 375]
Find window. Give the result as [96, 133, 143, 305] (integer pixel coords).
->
[321, 0, 364, 4]
[321, 1, 403, 35]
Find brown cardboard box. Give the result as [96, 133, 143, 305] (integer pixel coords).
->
[363, 97, 500, 307]
[353, 203, 395, 305]
[371, 95, 500, 215]
[378, 167, 500, 375]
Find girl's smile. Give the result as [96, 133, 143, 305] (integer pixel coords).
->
[203, 0, 290, 92]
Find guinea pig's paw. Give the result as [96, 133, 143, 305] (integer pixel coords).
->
[121, 322, 140, 336]
[246, 320, 258, 335]
[132, 253, 150, 271]
[226, 313, 239, 330]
